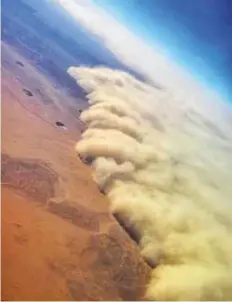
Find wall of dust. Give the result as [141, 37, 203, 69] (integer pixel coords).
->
[68, 66, 232, 301]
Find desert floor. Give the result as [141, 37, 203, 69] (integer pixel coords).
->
[1, 42, 151, 301]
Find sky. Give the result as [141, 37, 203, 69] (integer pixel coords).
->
[54, 0, 232, 103]
[95, 0, 232, 100]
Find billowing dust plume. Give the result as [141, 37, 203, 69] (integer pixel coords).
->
[68, 66, 232, 301]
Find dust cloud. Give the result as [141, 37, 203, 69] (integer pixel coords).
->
[68, 66, 232, 301]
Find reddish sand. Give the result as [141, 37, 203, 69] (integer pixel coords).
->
[1, 42, 151, 301]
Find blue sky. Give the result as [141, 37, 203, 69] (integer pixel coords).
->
[94, 0, 232, 102]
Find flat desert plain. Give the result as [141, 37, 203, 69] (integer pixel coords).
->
[1, 42, 151, 301]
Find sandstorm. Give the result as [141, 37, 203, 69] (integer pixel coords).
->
[68, 66, 232, 301]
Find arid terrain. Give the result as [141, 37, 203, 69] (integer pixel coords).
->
[1, 42, 151, 301]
